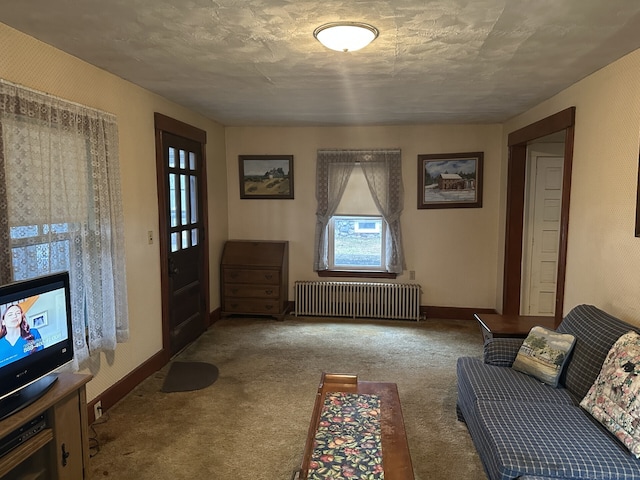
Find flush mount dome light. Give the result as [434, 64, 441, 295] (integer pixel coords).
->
[313, 22, 379, 52]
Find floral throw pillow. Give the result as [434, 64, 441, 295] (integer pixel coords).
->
[580, 330, 640, 458]
[512, 326, 576, 387]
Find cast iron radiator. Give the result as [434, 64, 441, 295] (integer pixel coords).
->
[294, 281, 421, 321]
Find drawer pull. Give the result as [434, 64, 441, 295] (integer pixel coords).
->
[231, 288, 239, 294]
[265, 305, 274, 310]
[265, 289, 273, 295]
[264, 274, 273, 280]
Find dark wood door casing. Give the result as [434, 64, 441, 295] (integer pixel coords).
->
[503, 107, 575, 325]
[154, 113, 210, 360]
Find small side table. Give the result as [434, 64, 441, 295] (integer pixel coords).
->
[474, 313, 557, 342]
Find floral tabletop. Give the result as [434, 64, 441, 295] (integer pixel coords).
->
[307, 392, 384, 479]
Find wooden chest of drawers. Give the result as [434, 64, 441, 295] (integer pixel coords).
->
[220, 240, 289, 319]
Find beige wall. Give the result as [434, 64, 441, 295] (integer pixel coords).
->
[0, 23, 229, 401]
[225, 125, 503, 309]
[502, 48, 640, 325]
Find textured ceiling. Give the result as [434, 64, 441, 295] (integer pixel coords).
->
[2, 0, 640, 126]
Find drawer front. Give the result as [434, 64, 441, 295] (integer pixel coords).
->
[223, 298, 281, 314]
[224, 284, 280, 298]
[224, 268, 280, 285]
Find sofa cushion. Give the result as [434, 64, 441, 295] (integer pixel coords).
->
[476, 400, 640, 480]
[581, 330, 640, 458]
[557, 304, 639, 401]
[457, 357, 574, 406]
[512, 326, 576, 387]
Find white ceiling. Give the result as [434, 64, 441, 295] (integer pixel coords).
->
[2, 0, 640, 126]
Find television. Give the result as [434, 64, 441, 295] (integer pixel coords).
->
[0, 272, 74, 420]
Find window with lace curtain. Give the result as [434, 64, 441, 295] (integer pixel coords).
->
[313, 149, 405, 277]
[0, 79, 129, 368]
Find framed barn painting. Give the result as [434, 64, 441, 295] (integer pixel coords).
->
[238, 155, 294, 199]
[417, 152, 484, 209]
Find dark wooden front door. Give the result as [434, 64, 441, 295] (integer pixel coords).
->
[155, 114, 210, 358]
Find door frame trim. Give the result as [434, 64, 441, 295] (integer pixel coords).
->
[503, 107, 575, 324]
[154, 113, 210, 361]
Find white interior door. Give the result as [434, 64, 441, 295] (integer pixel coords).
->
[521, 145, 564, 316]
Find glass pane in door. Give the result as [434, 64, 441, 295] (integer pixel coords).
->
[169, 174, 177, 227]
[190, 175, 198, 224]
[180, 174, 188, 226]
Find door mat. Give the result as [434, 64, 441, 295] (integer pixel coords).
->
[161, 361, 219, 393]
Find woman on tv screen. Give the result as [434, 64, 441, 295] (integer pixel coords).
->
[0, 304, 44, 366]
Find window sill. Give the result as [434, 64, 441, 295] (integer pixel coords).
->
[316, 270, 397, 279]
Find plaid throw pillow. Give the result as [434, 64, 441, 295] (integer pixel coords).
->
[581, 331, 640, 458]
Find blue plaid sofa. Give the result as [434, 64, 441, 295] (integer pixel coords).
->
[457, 304, 640, 480]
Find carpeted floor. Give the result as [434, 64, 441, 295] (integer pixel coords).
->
[88, 315, 487, 479]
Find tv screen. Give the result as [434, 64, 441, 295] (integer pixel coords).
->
[0, 272, 74, 420]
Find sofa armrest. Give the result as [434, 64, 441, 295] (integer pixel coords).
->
[483, 338, 524, 367]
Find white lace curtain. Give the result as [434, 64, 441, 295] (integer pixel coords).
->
[0, 79, 129, 368]
[313, 149, 405, 273]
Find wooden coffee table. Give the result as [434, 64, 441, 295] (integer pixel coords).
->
[295, 373, 414, 480]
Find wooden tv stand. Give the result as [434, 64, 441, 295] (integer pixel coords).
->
[0, 373, 92, 479]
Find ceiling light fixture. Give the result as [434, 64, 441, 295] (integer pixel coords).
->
[313, 22, 379, 52]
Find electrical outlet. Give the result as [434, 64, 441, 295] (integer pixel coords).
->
[409, 270, 415, 280]
[147, 230, 153, 245]
[94, 400, 102, 420]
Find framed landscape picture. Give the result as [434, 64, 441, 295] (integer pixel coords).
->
[238, 155, 294, 199]
[417, 152, 483, 209]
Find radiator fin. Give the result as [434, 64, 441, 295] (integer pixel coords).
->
[294, 281, 421, 321]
